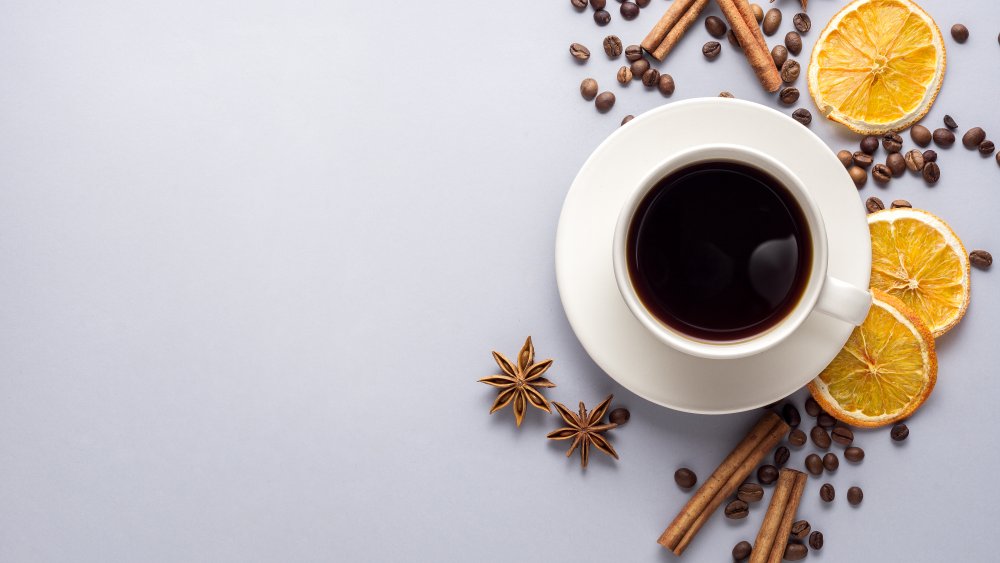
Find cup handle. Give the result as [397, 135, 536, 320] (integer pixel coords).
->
[814, 276, 872, 326]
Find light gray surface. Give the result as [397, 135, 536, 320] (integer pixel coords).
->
[0, 1, 997, 561]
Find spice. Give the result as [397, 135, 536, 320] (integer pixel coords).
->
[810, 426, 831, 449]
[853, 152, 874, 168]
[788, 428, 807, 446]
[923, 149, 938, 162]
[717, 0, 782, 92]
[891, 199, 912, 209]
[844, 447, 865, 462]
[970, 250, 993, 269]
[809, 531, 824, 550]
[963, 127, 986, 148]
[933, 128, 955, 147]
[837, 150, 853, 168]
[725, 499, 750, 519]
[641, 68, 660, 87]
[733, 540, 753, 561]
[817, 413, 835, 428]
[774, 446, 790, 467]
[804, 454, 822, 475]
[792, 12, 810, 33]
[784, 543, 808, 561]
[609, 407, 630, 425]
[791, 520, 811, 540]
[860, 135, 879, 154]
[603, 35, 623, 57]
[890, 423, 909, 441]
[804, 398, 820, 417]
[641, 0, 711, 61]
[580, 78, 598, 100]
[904, 149, 925, 172]
[751, 3, 763, 22]
[780, 60, 800, 83]
[865, 196, 885, 214]
[757, 464, 779, 484]
[771, 45, 788, 69]
[658, 73, 676, 96]
[616, 66, 632, 84]
[951, 23, 969, 43]
[778, 87, 799, 105]
[785, 31, 802, 55]
[570, 43, 591, 60]
[823, 453, 839, 472]
[886, 153, 906, 177]
[479, 337, 555, 426]
[819, 483, 835, 502]
[979, 140, 995, 155]
[595, 92, 616, 112]
[546, 395, 618, 468]
[791, 108, 811, 125]
[750, 469, 807, 563]
[594, 9, 611, 25]
[883, 132, 903, 153]
[849, 166, 867, 188]
[762, 8, 781, 35]
[872, 164, 891, 183]
[922, 161, 940, 184]
[703, 41, 722, 59]
[625, 44, 643, 61]
[911, 125, 931, 146]
[847, 486, 864, 505]
[705, 15, 727, 37]
[620, 1, 640, 20]
[738, 482, 765, 502]
[630, 58, 650, 79]
[675, 467, 698, 488]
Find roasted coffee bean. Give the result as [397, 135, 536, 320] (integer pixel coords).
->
[951, 23, 969, 43]
[891, 199, 912, 209]
[674, 467, 697, 488]
[853, 152, 873, 168]
[970, 250, 993, 269]
[738, 482, 765, 503]
[703, 41, 722, 60]
[886, 153, 906, 177]
[784, 543, 808, 561]
[705, 15, 728, 38]
[616, 66, 632, 84]
[844, 446, 865, 462]
[904, 149, 925, 172]
[590, 0, 606, 8]
[837, 150, 853, 168]
[820, 483, 835, 502]
[733, 540, 753, 561]
[636, 0, 650, 7]
[728, 29, 742, 49]
[818, 413, 836, 428]
[757, 464, 779, 485]
[883, 132, 903, 153]
[872, 163, 891, 183]
[785, 32, 802, 55]
[980, 140, 996, 155]
[603, 35, 623, 57]
[944, 114, 958, 130]
[763, 8, 782, 36]
[570, 43, 591, 60]
[963, 127, 986, 148]
[793, 12, 811, 33]
[788, 428, 807, 447]
[620, 115, 634, 126]
[923, 149, 938, 162]
[866, 196, 885, 214]
[805, 398, 821, 417]
[933, 128, 955, 147]
[890, 423, 909, 442]
[752, 3, 764, 22]
[580, 78, 599, 100]
[595, 91, 616, 112]
[571, 0, 587, 10]
[725, 499, 750, 519]
[847, 486, 864, 505]
[823, 452, 839, 472]
[791, 520, 811, 540]
[782, 404, 801, 427]
[774, 446, 790, 467]
[911, 124, 932, 147]
[810, 426, 831, 449]
[923, 161, 940, 184]
[805, 453, 823, 475]
[625, 44, 643, 62]
[809, 531, 824, 550]
[792, 108, 812, 126]
[630, 58, 650, 80]
[594, 9, 611, 25]
[849, 166, 868, 188]
[779, 87, 799, 105]
[997, 151, 1000, 166]
[780, 60, 800, 83]
[642, 68, 660, 87]
[860, 135, 879, 154]
[771, 45, 788, 69]
[658, 73, 675, 96]
[609, 407, 630, 425]
[620, 1, 639, 20]
[831, 426, 854, 446]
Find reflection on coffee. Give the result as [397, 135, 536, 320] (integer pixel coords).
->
[626, 161, 811, 341]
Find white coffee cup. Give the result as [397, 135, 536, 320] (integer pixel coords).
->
[612, 144, 872, 360]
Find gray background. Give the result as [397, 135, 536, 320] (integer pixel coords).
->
[0, 0, 997, 561]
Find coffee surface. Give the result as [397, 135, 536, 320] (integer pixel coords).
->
[626, 161, 811, 341]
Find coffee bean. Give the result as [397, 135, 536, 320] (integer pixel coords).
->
[963, 127, 986, 148]
[820, 483, 835, 502]
[831, 426, 854, 446]
[970, 250, 993, 269]
[771, 45, 788, 69]
[571, 0, 587, 10]
[805, 397, 821, 417]
[791, 520, 811, 540]
[792, 12, 811, 33]
[782, 404, 801, 427]
[728, 29, 742, 50]
[780, 60, 800, 83]
[785, 32, 802, 55]
[658, 73, 675, 96]
[625, 44, 643, 62]
[580, 78, 599, 100]
[818, 413, 836, 428]
[616, 66, 632, 84]
[757, 464, 779, 485]
[849, 166, 868, 188]
[620, 115, 634, 126]
[725, 499, 750, 519]
[951, 23, 969, 43]
[784, 543, 808, 561]
[890, 423, 909, 442]
[609, 407, 630, 425]
[804, 453, 823, 475]
[997, 152, 1000, 166]
[792, 108, 812, 126]
[752, 3, 764, 23]
[809, 531, 824, 550]
[810, 426, 831, 449]
[944, 114, 958, 130]
[860, 135, 879, 154]
[866, 196, 885, 214]
[703, 41, 722, 60]
[620, 1, 639, 20]
[911, 125, 932, 147]
[886, 153, 906, 177]
[853, 152, 873, 168]
[922, 161, 940, 184]
[630, 58, 649, 80]
[733, 540, 753, 561]
[933, 128, 955, 147]
[590, 0, 606, 9]
[774, 446, 790, 467]
[763, 8, 782, 36]
[823, 452, 839, 472]
[872, 163, 891, 183]
[891, 199, 912, 209]
[636, 0, 650, 7]
[594, 9, 611, 25]
[847, 486, 864, 505]
[844, 446, 865, 462]
[603, 35, 623, 57]
[923, 149, 938, 162]
[882, 132, 903, 153]
[980, 140, 995, 155]
[779, 87, 799, 105]
[570, 43, 591, 60]
[788, 428, 807, 447]
[904, 149, 925, 172]
[837, 150, 853, 168]
[705, 15, 727, 38]
[595, 91, 616, 112]
[738, 482, 765, 503]
[642, 68, 660, 87]
[674, 467, 697, 488]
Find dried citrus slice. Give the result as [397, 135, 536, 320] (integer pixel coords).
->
[868, 208, 969, 337]
[809, 290, 936, 427]
[807, 0, 945, 135]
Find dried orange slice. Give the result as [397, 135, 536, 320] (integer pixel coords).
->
[809, 290, 936, 427]
[807, 0, 945, 135]
[868, 208, 969, 337]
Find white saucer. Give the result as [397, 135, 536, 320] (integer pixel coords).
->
[555, 98, 871, 414]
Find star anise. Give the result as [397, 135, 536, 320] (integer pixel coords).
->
[547, 395, 619, 468]
[478, 337, 555, 427]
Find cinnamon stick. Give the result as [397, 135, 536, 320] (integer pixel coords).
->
[651, 0, 710, 61]
[641, 0, 698, 55]
[658, 412, 789, 555]
[731, 0, 768, 53]
[750, 469, 807, 563]
[766, 470, 807, 563]
[716, 0, 782, 92]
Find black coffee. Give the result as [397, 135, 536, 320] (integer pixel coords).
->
[626, 161, 811, 341]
